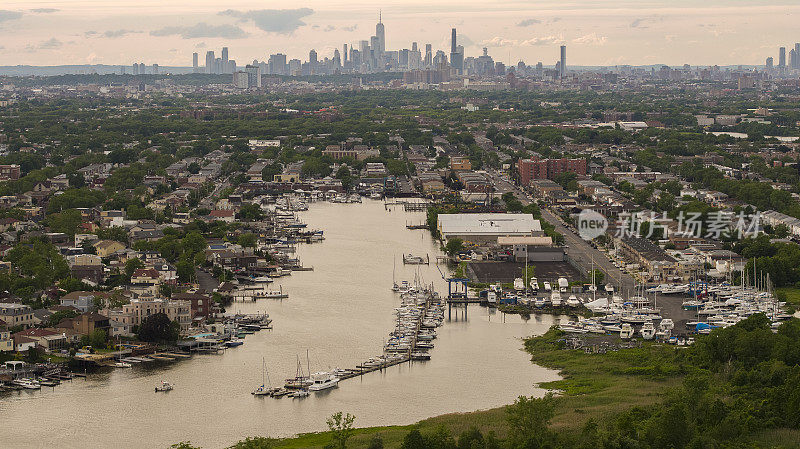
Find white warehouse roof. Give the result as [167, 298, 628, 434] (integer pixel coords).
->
[438, 213, 542, 237]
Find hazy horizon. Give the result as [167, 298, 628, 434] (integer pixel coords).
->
[0, 1, 797, 67]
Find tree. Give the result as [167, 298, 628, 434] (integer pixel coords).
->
[88, 329, 107, 348]
[137, 312, 180, 342]
[400, 429, 426, 449]
[238, 233, 258, 248]
[237, 203, 264, 221]
[47, 209, 83, 236]
[367, 435, 384, 449]
[227, 437, 275, 449]
[125, 258, 145, 280]
[176, 260, 195, 283]
[326, 412, 356, 449]
[505, 393, 557, 448]
[444, 238, 464, 256]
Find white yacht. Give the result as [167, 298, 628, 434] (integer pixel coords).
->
[550, 291, 562, 307]
[620, 323, 634, 340]
[308, 372, 339, 391]
[659, 319, 674, 331]
[543, 281, 552, 292]
[640, 321, 656, 340]
[566, 295, 581, 308]
[557, 277, 569, 293]
[529, 278, 539, 292]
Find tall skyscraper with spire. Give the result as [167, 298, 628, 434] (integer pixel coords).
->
[375, 11, 385, 55]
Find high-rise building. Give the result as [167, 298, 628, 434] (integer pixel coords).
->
[245, 64, 261, 88]
[424, 44, 432, 67]
[560, 45, 567, 79]
[268, 53, 287, 75]
[309, 49, 318, 65]
[795, 43, 800, 69]
[766, 56, 774, 69]
[222, 47, 229, 72]
[779, 47, 786, 68]
[791, 49, 798, 71]
[152, 64, 159, 75]
[343, 44, 348, 64]
[376, 11, 385, 55]
[450, 28, 464, 75]
[192, 52, 198, 73]
[205, 51, 215, 74]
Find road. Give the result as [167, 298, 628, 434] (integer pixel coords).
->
[486, 170, 637, 292]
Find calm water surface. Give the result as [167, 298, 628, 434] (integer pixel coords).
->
[1, 200, 559, 448]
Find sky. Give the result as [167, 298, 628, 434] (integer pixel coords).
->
[0, 0, 798, 67]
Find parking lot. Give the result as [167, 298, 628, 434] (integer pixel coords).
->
[468, 261, 584, 284]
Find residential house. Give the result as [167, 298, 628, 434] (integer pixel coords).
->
[93, 240, 126, 258]
[0, 303, 35, 329]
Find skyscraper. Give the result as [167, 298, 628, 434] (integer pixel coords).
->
[375, 11, 385, 54]
[343, 44, 348, 64]
[205, 51, 215, 74]
[192, 52, 198, 73]
[309, 49, 318, 65]
[424, 44, 432, 67]
[450, 28, 463, 75]
[222, 47, 229, 73]
[795, 43, 800, 69]
[560, 45, 567, 79]
[779, 46, 786, 68]
[766, 57, 774, 69]
[245, 64, 261, 88]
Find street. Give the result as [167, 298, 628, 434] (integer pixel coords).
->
[486, 170, 637, 292]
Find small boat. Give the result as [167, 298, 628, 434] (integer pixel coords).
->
[155, 381, 174, 392]
[411, 351, 431, 361]
[543, 281, 552, 292]
[620, 323, 634, 340]
[225, 338, 244, 347]
[290, 389, 309, 398]
[605, 284, 615, 294]
[13, 379, 41, 390]
[114, 362, 132, 368]
[550, 291, 562, 307]
[640, 321, 656, 340]
[307, 372, 339, 391]
[403, 254, 427, 264]
[566, 295, 580, 308]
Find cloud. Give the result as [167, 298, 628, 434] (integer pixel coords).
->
[480, 35, 564, 47]
[30, 8, 58, 13]
[85, 29, 139, 38]
[25, 37, 63, 52]
[219, 8, 313, 34]
[341, 24, 358, 32]
[572, 33, 607, 45]
[150, 23, 247, 39]
[195, 42, 207, 48]
[324, 25, 336, 32]
[0, 10, 23, 23]
[103, 29, 138, 38]
[630, 17, 662, 29]
[520, 35, 564, 46]
[516, 19, 540, 27]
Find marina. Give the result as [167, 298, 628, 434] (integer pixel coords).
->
[0, 200, 560, 449]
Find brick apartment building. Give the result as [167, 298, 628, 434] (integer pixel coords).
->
[517, 157, 588, 185]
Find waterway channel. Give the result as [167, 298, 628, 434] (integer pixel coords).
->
[1, 200, 560, 448]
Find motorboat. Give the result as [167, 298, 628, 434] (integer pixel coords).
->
[550, 291, 562, 307]
[659, 318, 674, 331]
[290, 389, 310, 398]
[566, 295, 581, 308]
[155, 381, 174, 392]
[513, 278, 525, 292]
[114, 361, 132, 368]
[543, 281, 552, 292]
[620, 323, 634, 340]
[533, 298, 545, 308]
[411, 351, 431, 361]
[640, 321, 656, 340]
[12, 379, 41, 390]
[557, 277, 569, 293]
[529, 277, 539, 292]
[307, 372, 339, 392]
[225, 338, 244, 347]
[252, 384, 276, 396]
[604, 284, 615, 295]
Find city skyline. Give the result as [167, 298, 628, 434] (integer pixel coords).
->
[0, 1, 799, 67]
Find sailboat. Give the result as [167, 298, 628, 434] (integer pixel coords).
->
[252, 357, 276, 396]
